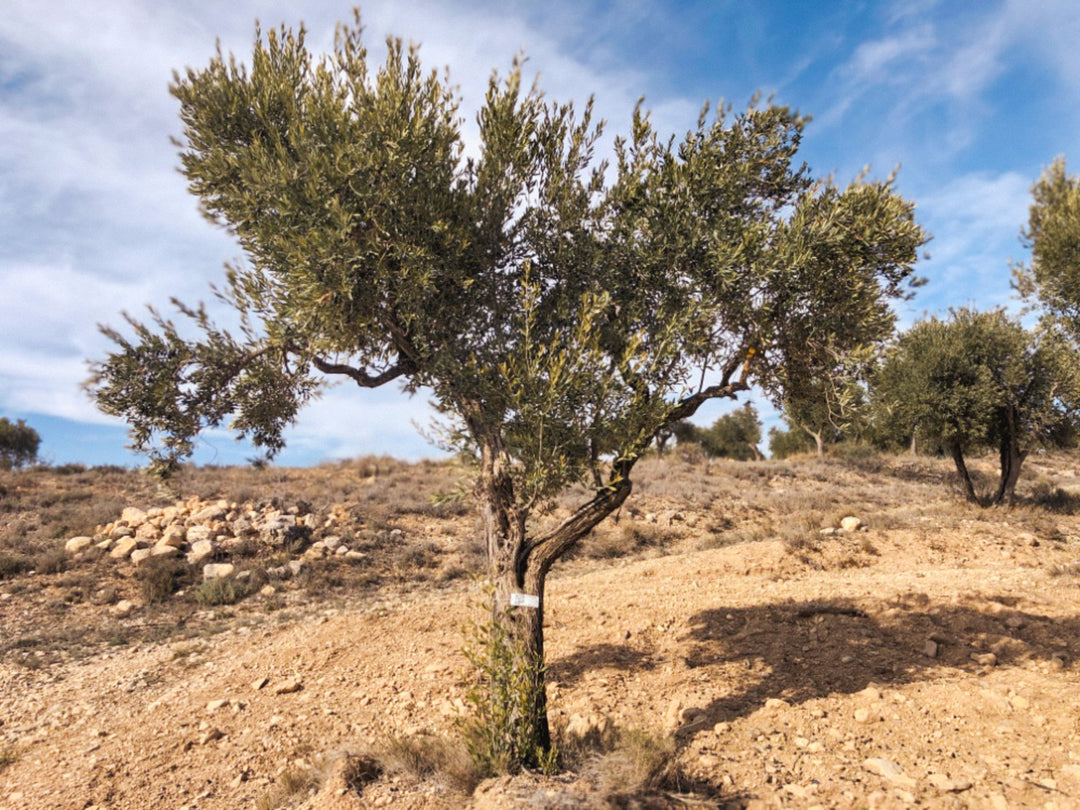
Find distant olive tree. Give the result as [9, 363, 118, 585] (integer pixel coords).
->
[1014, 157, 1080, 337]
[88, 15, 926, 769]
[768, 422, 816, 459]
[0, 417, 41, 470]
[672, 403, 763, 460]
[873, 308, 1077, 505]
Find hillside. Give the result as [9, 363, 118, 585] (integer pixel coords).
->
[2, 451, 1080, 809]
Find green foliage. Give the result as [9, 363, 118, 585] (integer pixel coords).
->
[873, 308, 1077, 503]
[1015, 157, 1080, 336]
[88, 13, 925, 498]
[460, 617, 558, 776]
[672, 403, 763, 460]
[0, 417, 40, 470]
[768, 423, 817, 459]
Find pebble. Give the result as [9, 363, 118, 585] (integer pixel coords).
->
[863, 758, 917, 789]
[272, 679, 303, 695]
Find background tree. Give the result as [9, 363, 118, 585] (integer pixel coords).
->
[88, 15, 926, 769]
[768, 421, 816, 459]
[873, 308, 1076, 505]
[671, 403, 763, 460]
[0, 417, 40, 470]
[1014, 157, 1080, 337]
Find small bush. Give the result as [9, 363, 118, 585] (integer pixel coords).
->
[592, 727, 682, 799]
[190, 577, 251, 607]
[31, 548, 67, 575]
[460, 617, 557, 776]
[0, 552, 31, 580]
[136, 557, 193, 604]
[374, 735, 479, 794]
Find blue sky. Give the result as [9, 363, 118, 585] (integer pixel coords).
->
[2, 0, 1078, 467]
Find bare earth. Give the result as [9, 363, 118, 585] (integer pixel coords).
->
[2, 454, 1080, 809]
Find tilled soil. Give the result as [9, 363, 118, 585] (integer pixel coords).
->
[2, 457, 1080, 809]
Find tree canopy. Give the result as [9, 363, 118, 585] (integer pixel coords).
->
[1015, 157, 1080, 337]
[672, 403, 763, 461]
[88, 14, 927, 769]
[873, 308, 1076, 504]
[0, 417, 40, 470]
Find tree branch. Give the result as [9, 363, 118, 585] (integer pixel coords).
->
[311, 355, 413, 388]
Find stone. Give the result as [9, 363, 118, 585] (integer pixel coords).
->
[120, 506, 147, 526]
[252, 677, 269, 691]
[135, 522, 161, 540]
[863, 758, 917, 789]
[110, 600, 134, 618]
[335, 545, 349, 556]
[206, 699, 229, 713]
[130, 548, 153, 566]
[287, 560, 305, 577]
[151, 544, 180, 558]
[272, 679, 303, 695]
[192, 502, 229, 523]
[187, 540, 215, 565]
[259, 585, 276, 597]
[923, 640, 939, 658]
[203, 563, 236, 581]
[1009, 694, 1030, 711]
[840, 516, 863, 532]
[854, 708, 872, 723]
[197, 727, 225, 745]
[186, 525, 213, 545]
[344, 551, 367, 562]
[109, 537, 139, 560]
[66, 536, 93, 554]
[971, 652, 998, 667]
[159, 524, 187, 547]
[926, 773, 972, 792]
[323, 535, 343, 550]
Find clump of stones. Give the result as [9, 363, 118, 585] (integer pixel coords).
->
[64, 497, 369, 582]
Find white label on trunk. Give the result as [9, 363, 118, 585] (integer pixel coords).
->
[510, 592, 540, 609]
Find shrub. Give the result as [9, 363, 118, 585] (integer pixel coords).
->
[136, 557, 193, 604]
[190, 576, 251, 607]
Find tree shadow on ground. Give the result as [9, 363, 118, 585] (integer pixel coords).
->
[552, 592, 1076, 730]
[547, 641, 657, 684]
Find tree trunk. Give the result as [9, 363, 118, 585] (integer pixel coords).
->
[470, 435, 633, 770]
[949, 441, 979, 503]
[812, 430, 825, 458]
[992, 413, 1027, 505]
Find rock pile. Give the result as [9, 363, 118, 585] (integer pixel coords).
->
[64, 497, 367, 580]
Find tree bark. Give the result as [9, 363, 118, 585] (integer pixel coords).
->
[992, 410, 1027, 505]
[471, 431, 633, 768]
[949, 441, 979, 503]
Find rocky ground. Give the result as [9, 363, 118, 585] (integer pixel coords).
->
[2, 451, 1080, 808]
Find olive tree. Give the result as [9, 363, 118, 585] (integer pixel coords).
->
[0, 417, 40, 470]
[672, 403, 763, 460]
[873, 308, 1076, 505]
[1014, 157, 1080, 335]
[88, 16, 926, 768]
